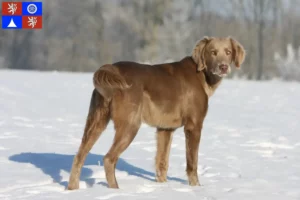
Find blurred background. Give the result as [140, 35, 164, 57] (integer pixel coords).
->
[0, 0, 300, 81]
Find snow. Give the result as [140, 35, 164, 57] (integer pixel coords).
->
[0, 69, 300, 200]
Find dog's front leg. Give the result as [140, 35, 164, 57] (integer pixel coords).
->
[155, 128, 174, 182]
[184, 121, 202, 186]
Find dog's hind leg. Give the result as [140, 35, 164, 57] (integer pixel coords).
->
[68, 89, 110, 190]
[155, 128, 174, 182]
[103, 97, 142, 188]
[184, 120, 203, 186]
[103, 124, 140, 188]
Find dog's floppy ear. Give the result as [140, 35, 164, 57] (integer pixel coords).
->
[192, 36, 210, 72]
[230, 37, 245, 68]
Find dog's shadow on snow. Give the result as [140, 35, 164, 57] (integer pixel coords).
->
[9, 152, 186, 188]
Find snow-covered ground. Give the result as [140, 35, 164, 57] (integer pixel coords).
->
[0, 69, 300, 200]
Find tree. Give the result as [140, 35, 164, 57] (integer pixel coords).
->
[274, 44, 300, 81]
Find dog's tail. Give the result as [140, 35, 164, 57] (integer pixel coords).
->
[93, 64, 131, 99]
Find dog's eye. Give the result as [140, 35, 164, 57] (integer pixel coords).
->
[226, 51, 231, 55]
[211, 51, 217, 56]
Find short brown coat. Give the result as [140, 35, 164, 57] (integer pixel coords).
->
[67, 36, 245, 190]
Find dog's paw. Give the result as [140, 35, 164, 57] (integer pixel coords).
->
[189, 181, 200, 186]
[156, 176, 167, 183]
[188, 176, 200, 186]
[67, 182, 79, 190]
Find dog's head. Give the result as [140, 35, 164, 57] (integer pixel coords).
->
[192, 36, 245, 77]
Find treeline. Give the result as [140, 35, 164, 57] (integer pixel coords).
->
[0, 0, 300, 81]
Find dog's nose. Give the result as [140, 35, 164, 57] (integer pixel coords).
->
[219, 64, 228, 72]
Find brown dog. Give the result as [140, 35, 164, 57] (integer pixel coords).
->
[67, 36, 245, 190]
